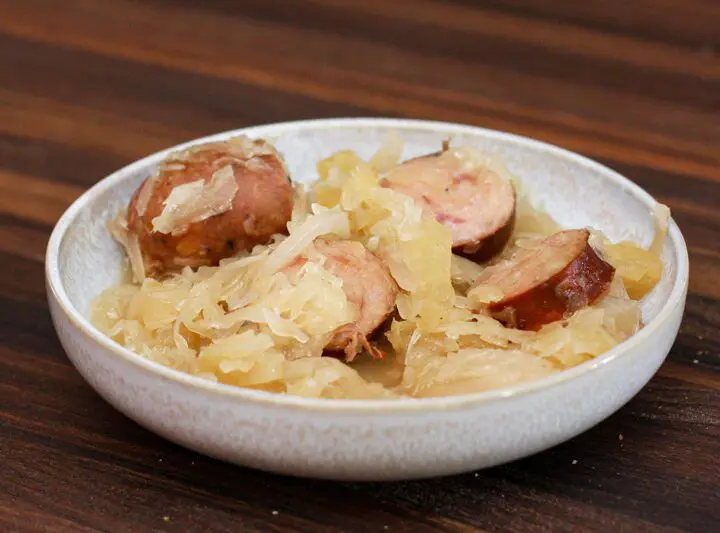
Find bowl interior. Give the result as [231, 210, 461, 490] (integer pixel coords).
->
[54, 118, 681, 377]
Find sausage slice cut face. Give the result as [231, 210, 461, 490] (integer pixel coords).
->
[127, 136, 294, 277]
[471, 229, 615, 331]
[287, 238, 399, 361]
[381, 148, 516, 261]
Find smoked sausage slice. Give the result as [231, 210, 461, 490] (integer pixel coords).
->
[381, 147, 516, 261]
[287, 238, 399, 361]
[127, 136, 293, 277]
[471, 229, 615, 330]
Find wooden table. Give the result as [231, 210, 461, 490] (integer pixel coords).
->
[1, 1, 718, 531]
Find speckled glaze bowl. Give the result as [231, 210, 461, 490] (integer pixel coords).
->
[46, 118, 688, 482]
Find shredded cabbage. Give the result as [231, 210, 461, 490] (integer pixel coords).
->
[311, 151, 455, 331]
[94, 136, 668, 399]
[152, 165, 239, 235]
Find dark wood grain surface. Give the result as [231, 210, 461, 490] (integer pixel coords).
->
[1, 1, 718, 531]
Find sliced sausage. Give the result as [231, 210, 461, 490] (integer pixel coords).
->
[127, 136, 293, 277]
[287, 238, 399, 361]
[381, 148, 516, 261]
[470, 229, 615, 331]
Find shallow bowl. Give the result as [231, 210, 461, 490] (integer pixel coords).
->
[46, 118, 688, 481]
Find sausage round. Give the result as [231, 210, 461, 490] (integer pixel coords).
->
[381, 148, 516, 261]
[471, 229, 615, 330]
[127, 136, 294, 277]
[288, 238, 399, 361]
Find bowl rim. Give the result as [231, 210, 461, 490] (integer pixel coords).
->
[46, 117, 689, 413]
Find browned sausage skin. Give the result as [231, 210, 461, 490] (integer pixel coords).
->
[381, 147, 516, 261]
[471, 229, 615, 331]
[127, 136, 293, 277]
[286, 238, 399, 361]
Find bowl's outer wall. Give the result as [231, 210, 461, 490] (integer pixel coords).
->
[48, 284, 685, 481]
[48, 119, 688, 481]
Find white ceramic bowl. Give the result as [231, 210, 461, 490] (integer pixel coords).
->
[46, 118, 688, 481]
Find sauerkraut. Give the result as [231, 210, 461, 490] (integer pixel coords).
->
[92, 134, 668, 399]
[151, 164, 239, 235]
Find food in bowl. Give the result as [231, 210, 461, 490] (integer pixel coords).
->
[380, 140, 516, 261]
[91, 133, 668, 399]
[120, 136, 294, 278]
